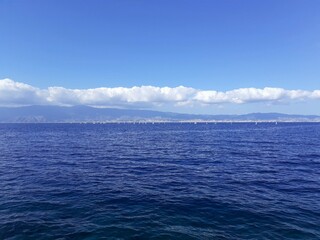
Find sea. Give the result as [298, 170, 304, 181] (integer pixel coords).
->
[0, 122, 319, 239]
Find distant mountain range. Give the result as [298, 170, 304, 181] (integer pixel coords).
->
[0, 105, 319, 123]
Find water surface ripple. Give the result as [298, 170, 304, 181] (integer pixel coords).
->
[0, 123, 319, 239]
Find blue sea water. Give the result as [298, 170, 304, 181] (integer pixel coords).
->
[0, 123, 319, 239]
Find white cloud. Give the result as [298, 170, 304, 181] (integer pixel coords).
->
[0, 78, 319, 108]
[0, 78, 46, 106]
[45, 85, 196, 107]
[193, 87, 316, 104]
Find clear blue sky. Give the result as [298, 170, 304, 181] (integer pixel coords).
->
[0, 0, 319, 114]
[1, 0, 319, 89]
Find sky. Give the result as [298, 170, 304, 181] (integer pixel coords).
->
[0, 0, 319, 114]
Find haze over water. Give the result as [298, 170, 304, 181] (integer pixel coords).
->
[0, 123, 319, 239]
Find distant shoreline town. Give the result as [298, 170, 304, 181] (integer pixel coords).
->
[0, 105, 319, 123]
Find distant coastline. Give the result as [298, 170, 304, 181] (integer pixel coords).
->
[0, 105, 319, 123]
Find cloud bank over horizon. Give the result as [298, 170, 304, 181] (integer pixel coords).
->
[1, 78, 320, 109]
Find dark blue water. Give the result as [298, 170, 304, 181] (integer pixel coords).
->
[0, 123, 319, 239]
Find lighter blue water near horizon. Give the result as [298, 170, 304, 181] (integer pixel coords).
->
[0, 123, 319, 239]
